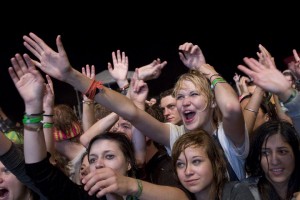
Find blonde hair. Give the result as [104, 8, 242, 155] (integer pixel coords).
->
[173, 70, 221, 128]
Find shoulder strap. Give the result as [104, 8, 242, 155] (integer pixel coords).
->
[213, 130, 239, 181]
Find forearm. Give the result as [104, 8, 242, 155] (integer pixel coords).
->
[133, 179, 189, 200]
[81, 99, 96, 132]
[242, 87, 264, 134]
[80, 112, 119, 147]
[24, 100, 47, 164]
[132, 127, 146, 167]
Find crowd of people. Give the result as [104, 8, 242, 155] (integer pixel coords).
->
[0, 32, 300, 199]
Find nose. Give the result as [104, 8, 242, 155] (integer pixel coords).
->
[163, 108, 170, 116]
[95, 159, 105, 169]
[182, 97, 191, 106]
[184, 163, 194, 176]
[270, 152, 280, 165]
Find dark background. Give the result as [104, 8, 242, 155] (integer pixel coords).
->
[1, 5, 299, 123]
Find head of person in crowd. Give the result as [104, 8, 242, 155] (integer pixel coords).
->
[79, 151, 90, 183]
[53, 104, 82, 143]
[252, 98, 278, 133]
[245, 120, 300, 200]
[110, 117, 133, 140]
[94, 103, 112, 121]
[172, 130, 228, 199]
[0, 144, 39, 200]
[173, 70, 221, 131]
[86, 131, 137, 177]
[159, 88, 182, 125]
[282, 69, 297, 89]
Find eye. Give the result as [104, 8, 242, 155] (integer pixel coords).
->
[191, 92, 199, 96]
[168, 104, 176, 110]
[122, 124, 132, 129]
[192, 159, 201, 165]
[176, 161, 185, 169]
[105, 154, 115, 160]
[261, 150, 270, 156]
[279, 149, 288, 155]
[3, 168, 10, 175]
[176, 95, 184, 100]
[89, 158, 96, 164]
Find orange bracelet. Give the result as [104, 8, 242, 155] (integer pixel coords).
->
[84, 80, 103, 100]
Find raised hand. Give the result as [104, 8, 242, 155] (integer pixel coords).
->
[23, 32, 72, 82]
[238, 56, 290, 95]
[129, 69, 149, 107]
[82, 64, 96, 101]
[178, 42, 206, 70]
[233, 72, 240, 82]
[108, 50, 129, 85]
[82, 167, 131, 198]
[82, 64, 95, 80]
[288, 49, 300, 79]
[8, 53, 44, 106]
[137, 58, 167, 81]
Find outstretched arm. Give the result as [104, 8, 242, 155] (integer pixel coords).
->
[179, 42, 245, 147]
[82, 167, 189, 200]
[23, 33, 171, 147]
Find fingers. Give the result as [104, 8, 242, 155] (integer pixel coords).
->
[8, 67, 19, 85]
[56, 35, 67, 56]
[45, 75, 54, 94]
[10, 55, 25, 79]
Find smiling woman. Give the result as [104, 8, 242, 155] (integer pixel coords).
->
[243, 120, 300, 199]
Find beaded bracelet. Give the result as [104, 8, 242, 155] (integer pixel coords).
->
[82, 100, 95, 105]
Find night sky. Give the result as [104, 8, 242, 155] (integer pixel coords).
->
[1, 5, 299, 123]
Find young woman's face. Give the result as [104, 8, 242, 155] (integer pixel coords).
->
[88, 139, 131, 175]
[261, 133, 295, 187]
[175, 80, 210, 130]
[0, 161, 31, 200]
[176, 146, 213, 196]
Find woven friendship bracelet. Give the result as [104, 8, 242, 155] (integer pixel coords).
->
[84, 80, 104, 100]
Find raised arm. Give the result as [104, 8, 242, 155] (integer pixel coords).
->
[8, 53, 46, 163]
[81, 64, 96, 132]
[42, 75, 55, 164]
[179, 42, 245, 147]
[238, 52, 300, 134]
[23, 32, 171, 147]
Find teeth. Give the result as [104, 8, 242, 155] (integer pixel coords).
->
[271, 168, 283, 172]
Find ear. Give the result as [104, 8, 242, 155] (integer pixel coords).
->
[127, 161, 132, 171]
[264, 113, 270, 122]
[210, 101, 217, 108]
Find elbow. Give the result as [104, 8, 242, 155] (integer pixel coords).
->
[222, 101, 242, 119]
